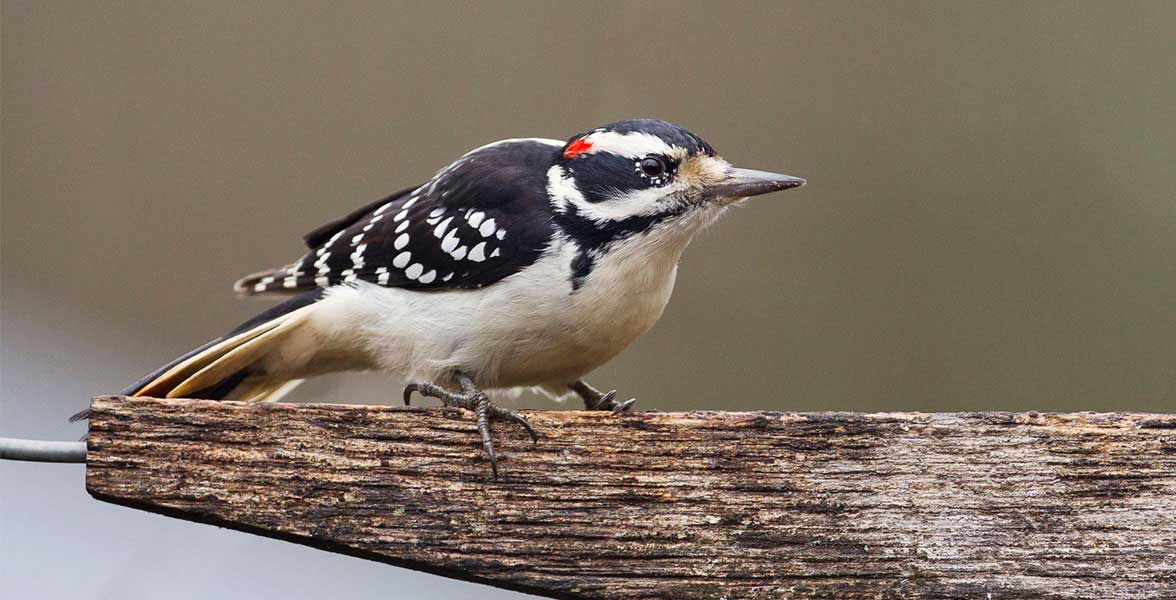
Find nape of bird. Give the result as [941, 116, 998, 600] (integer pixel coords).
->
[72, 119, 805, 478]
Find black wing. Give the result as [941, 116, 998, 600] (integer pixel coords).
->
[301, 186, 416, 250]
[236, 139, 561, 295]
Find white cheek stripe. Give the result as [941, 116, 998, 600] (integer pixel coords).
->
[546, 165, 586, 211]
[546, 165, 681, 223]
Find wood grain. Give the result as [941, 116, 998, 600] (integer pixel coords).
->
[86, 396, 1176, 599]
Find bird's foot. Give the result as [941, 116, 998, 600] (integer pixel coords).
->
[570, 380, 636, 414]
[586, 389, 637, 413]
[403, 379, 536, 479]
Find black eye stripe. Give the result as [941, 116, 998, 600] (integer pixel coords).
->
[569, 152, 682, 202]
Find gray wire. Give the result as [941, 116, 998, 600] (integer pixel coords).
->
[0, 437, 87, 463]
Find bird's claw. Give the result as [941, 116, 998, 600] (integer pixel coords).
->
[401, 380, 535, 479]
[490, 404, 538, 444]
[585, 388, 637, 413]
[611, 397, 637, 414]
[593, 390, 618, 410]
[403, 382, 420, 405]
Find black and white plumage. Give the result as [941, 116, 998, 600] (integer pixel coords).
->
[235, 138, 560, 294]
[78, 119, 805, 475]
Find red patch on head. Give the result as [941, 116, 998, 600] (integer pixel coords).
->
[563, 137, 593, 159]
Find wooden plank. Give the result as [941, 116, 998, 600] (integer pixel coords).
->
[86, 396, 1176, 599]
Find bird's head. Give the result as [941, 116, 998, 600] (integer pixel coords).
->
[548, 119, 805, 236]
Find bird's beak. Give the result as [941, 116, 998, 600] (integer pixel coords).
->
[704, 168, 806, 201]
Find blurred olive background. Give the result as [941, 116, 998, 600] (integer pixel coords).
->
[3, 2, 1174, 599]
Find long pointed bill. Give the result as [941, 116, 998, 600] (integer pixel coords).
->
[704, 168, 806, 201]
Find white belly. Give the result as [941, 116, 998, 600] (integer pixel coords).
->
[488, 237, 681, 387]
[298, 231, 688, 391]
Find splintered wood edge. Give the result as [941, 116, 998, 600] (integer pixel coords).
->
[84, 396, 1176, 600]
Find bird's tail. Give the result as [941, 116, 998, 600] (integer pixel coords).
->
[70, 290, 324, 423]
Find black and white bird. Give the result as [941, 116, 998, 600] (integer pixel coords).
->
[73, 119, 805, 477]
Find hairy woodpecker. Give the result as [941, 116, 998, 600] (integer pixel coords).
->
[72, 119, 805, 477]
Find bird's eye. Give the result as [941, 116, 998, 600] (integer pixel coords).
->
[639, 157, 666, 177]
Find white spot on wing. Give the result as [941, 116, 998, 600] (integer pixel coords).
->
[490, 247, 501, 258]
[469, 242, 487, 262]
[395, 220, 409, 233]
[349, 243, 367, 270]
[314, 252, 331, 274]
[429, 207, 446, 218]
[434, 216, 454, 238]
[467, 211, 485, 228]
[394, 210, 408, 222]
[452, 246, 467, 260]
[441, 229, 460, 252]
[496, 229, 506, 240]
[478, 218, 496, 237]
[394, 233, 409, 250]
[405, 263, 424, 279]
[443, 272, 454, 281]
[317, 230, 345, 256]
[393, 251, 411, 268]
[418, 270, 436, 284]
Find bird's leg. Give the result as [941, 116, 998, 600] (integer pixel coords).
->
[569, 380, 636, 413]
[403, 372, 536, 479]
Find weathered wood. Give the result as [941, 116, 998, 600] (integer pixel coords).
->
[86, 396, 1176, 599]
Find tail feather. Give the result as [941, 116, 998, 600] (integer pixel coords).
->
[234, 266, 301, 297]
[71, 290, 325, 423]
[188, 368, 254, 401]
[165, 305, 313, 399]
[137, 315, 291, 398]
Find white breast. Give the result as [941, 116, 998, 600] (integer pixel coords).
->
[296, 205, 724, 393]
